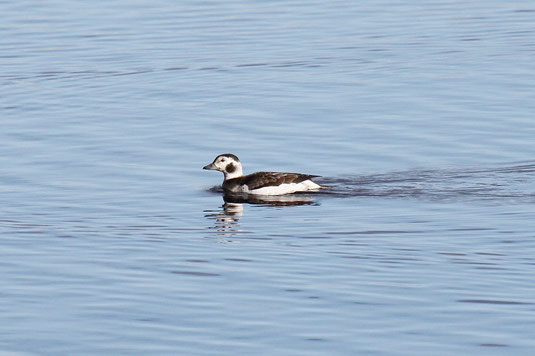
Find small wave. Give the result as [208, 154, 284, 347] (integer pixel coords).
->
[316, 162, 535, 202]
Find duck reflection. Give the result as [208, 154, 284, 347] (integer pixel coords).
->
[204, 193, 318, 237]
[222, 192, 317, 206]
[204, 202, 243, 237]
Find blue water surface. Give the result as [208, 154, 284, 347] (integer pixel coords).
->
[2, 0, 535, 354]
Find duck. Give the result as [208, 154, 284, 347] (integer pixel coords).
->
[203, 153, 322, 195]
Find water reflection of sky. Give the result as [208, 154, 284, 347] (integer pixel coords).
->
[3, 0, 535, 354]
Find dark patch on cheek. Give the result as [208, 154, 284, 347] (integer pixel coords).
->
[225, 163, 236, 174]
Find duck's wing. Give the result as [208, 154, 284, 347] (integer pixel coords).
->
[239, 172, 320, 191]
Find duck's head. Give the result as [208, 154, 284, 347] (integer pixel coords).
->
[203, 153, 243, 180]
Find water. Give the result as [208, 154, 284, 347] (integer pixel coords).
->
[2, 0, 535, 354]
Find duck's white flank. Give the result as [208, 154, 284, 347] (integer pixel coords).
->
[247, 180, 321, 195]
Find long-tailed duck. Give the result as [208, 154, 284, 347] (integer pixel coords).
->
[203, 153, 322, 196]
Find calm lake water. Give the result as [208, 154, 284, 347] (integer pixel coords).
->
[2, 0, 535, 354]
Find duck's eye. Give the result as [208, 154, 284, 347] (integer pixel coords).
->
[220, 158, 226, 162]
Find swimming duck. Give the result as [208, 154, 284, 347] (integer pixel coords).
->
[203, 153, 322, 195]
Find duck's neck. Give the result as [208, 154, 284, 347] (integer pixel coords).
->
[223, 165, 243, 180]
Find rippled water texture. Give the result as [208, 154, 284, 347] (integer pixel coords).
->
[2, 0, 535, 355]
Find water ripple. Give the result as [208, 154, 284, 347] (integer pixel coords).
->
[319, 162, 535, 202]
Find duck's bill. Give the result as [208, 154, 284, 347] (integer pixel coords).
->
[203, 163, 217, 170]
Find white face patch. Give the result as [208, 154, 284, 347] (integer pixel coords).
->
[211, 155, 243, 179]
[212, 156, 229, 171]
